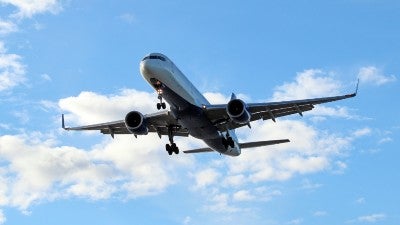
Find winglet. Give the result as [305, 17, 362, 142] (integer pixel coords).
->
[355, 78, 360, 95]
[61, 114, 66, 130]
[345, 79, 359, 98]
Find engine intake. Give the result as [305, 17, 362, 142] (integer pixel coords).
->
[226, 99, 251, 124]
[124, 111, 148, 135]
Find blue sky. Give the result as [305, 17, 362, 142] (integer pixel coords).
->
[0, 0, 399, 224]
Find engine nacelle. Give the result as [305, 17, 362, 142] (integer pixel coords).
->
[124, 111, 148, 135]
[226, 99, 251, 124]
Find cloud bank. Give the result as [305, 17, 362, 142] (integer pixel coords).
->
[0, 68, 373, 219]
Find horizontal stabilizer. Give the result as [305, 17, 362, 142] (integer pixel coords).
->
[183, 139, 290, 154]
[239, 139, 290, 149]
[183, 148, 214, 154]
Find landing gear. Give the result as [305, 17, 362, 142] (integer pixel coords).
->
[156, 92, 166, 110]
[222, 134, 235, 149]
[166, 143, 179, 155]
[165, 125, 179, 155]
[157, 102, 166, 110]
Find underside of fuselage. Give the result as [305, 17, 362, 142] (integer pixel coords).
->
[152, 77, 239, 155]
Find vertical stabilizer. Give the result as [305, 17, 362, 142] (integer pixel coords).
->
[230, 93, 237, 100]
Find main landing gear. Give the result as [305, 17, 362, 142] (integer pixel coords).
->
[166, 125, 179, 155]
[222, 134, 235, 149]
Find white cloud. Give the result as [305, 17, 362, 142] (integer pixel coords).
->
[228, 119, 352, 183]
[357, 213, 386, 223]
[353, 127, 371, 137]
[193, 168, 220, 190]
[0, 133, 192, 211]
[0, 19, 17, 35]
[232, 190, 255, 201]
[0, 0, 62, 19]
[0, 41, 26, 92]
[204, 92, 230, 104]
[269, 69, 361, 121]
[0, 210, 5, 224]
[308, 105, 356, 120]
[222, 174, 245, 187]
[203, 193, 240, 213]
[271, 69, 341, 101]
[0, 89, 198, 212]
[358, 66, 396, 86]
[59, 89, 158, 125]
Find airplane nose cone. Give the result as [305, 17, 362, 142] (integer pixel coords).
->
[140, 59, 168, 76]
[140, 60, 150, 75]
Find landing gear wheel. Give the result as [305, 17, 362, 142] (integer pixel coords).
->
[165, 125, 180, 155]
[157, 93, 165, 110]
[166, 144, 173, 155]
[171, 143, 179, 154]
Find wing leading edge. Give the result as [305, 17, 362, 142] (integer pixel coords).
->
[62, 111, 188, 138]
[204, 81, 358, 131]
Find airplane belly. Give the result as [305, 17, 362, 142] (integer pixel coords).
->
[179, 114, 220, 139]
[172, 104, 220, 139]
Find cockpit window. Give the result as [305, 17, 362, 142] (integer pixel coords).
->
[142, 55, 166, 61]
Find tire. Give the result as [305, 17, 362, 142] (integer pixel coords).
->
[166, 144, 171, 153]
[174, 146, 179, 154]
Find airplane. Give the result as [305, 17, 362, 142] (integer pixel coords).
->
[62, 53, 358, 156]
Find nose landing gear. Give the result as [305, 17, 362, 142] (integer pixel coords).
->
[156, 89, 166, 110]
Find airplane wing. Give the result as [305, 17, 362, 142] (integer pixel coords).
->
[183, 139, 290, 154]
[204, 87, 357, 132]
[62, 110, 189, 138]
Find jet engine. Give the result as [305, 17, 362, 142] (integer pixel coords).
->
[124, 111, 148, 135]
[226, 99, 251, 124]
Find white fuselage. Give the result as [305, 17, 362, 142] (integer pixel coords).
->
[139, 53, 241, 156]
